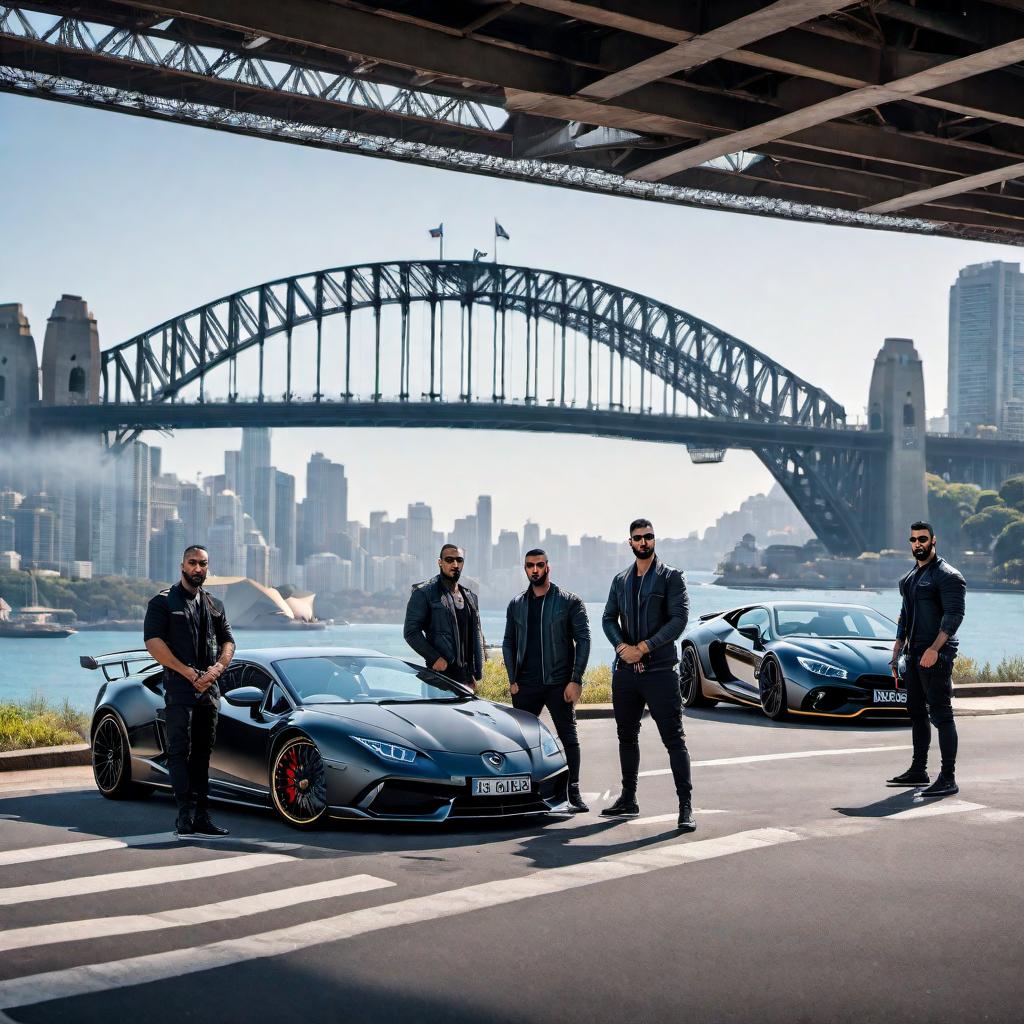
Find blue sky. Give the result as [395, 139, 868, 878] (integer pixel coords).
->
[2, 94, 1021, 543]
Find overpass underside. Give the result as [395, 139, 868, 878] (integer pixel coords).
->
[4, 1, 1024, 244]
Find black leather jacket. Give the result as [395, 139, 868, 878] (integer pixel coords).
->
[403, 576, 484, 680]
[896, 555, 966, 653]
[143, 583, 234, 704]
[602, 557, 690, 670]
[502, 583, 591, 687]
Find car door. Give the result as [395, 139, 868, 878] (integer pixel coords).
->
[724, 607, 771, 692]
[210, 662, 284, 794]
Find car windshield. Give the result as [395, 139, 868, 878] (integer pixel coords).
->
[271, 655, 472, 705]
[773, 605, 896, 640]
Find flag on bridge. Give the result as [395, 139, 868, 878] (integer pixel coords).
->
[473, 249, 488, 262]
[495, 221, 510, 240]
[428, 223, 444, 238]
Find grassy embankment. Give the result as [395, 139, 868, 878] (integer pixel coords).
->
[2, 656, 1022, 752]
[0, 695, 90, 753]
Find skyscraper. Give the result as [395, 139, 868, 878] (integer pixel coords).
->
[241, 427, 272, 517]
[407, 501, 434, 576]
[300, 452, 347, 560]
[948, 261, 1024, 439]
[253, 465, 277, 549]
[114, 441, 151, 579]
[274, 470, 297, 582]
[476, 495, 492, 573]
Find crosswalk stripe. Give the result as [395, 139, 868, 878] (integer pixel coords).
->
[0, 833, 176, 867]
[0, 852, 292, 907]
[0, 827, 802, 1011]
[0, 833, 302, 868]
[639, 744, 913, 777]
[626, 810, 732, 826]
[883, 799, 986, 821]
[0, 875, 394, 953]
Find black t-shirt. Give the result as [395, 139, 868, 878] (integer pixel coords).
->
[518, 590, 546, 688]
[184, 591, 209, 669]
[906, 562, 931, 645]
[453, 593, 471, 666]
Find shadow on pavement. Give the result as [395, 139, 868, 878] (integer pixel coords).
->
[832, 791, 922, 817]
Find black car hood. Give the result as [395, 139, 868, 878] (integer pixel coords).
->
[777, 637, 894, 675]
[303, 700, 539, 754]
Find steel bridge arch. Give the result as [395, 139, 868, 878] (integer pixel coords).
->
[99, 260, 870, 553]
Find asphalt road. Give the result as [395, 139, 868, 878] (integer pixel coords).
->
[0, 705, 1022, 1024]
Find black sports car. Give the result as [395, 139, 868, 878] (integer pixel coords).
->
[83, 646, 570, 828]
[678, 602, 908, 721]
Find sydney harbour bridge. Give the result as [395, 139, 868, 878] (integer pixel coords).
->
[16, 259, 1024, 558]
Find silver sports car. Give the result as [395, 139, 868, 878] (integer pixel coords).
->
[84, 646, 570, 828]
[679, 602, 908, 721]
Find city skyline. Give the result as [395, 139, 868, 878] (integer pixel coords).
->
[4, 94, 1024, 542]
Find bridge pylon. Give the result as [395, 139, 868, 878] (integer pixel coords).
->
[867, 338, 929, 550]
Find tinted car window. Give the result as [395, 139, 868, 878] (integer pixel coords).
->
[273, 655, 470, 704]
[773, 605, 896, 639]
[264, 683, 292, 716]
[736, 608, 771, 637]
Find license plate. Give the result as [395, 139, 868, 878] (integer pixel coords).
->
[873, 689, 907, 705]
[472, 776, 531, 796]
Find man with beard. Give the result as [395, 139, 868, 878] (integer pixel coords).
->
[601, 518, 695, 831]
[144, 545, 235, 839]
[502, 549, 591, 813]
[887, 521, 966, 797]
[404, 544, 484, 691]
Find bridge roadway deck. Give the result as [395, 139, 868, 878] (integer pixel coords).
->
[30, 401, 891, 452]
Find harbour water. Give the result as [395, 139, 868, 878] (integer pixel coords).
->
[0, 572, 1020, 707]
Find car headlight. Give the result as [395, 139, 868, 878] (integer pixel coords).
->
[540, 727, 561, 757]
[352, 736, 418, 764]
[796, 657, 848, 680]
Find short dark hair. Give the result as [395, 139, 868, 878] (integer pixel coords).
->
[910, 521, 934, 537]
[439, 543, 463, 558]
[182, 544, 208, 560]
[524, 548, 547, 560]
[629, 518, 653, 535]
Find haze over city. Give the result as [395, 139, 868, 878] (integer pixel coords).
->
[4, 93, 1023, 542]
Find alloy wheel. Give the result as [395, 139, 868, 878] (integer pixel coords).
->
[92, 715, 126, 793]
[272, 738, 328, 827]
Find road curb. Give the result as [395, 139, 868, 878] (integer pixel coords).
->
[0, 744, 91, 772]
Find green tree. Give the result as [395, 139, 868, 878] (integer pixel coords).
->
[993, 520, 1024, 568]
[925, 475, 979, 549]
[974, 490, 1003, 513]
[998, 474, 1024, 510]
[962, 505, 1024, 550]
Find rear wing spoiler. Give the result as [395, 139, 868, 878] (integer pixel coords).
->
[698, 611, 725, 621]
[80, 650, 159, 682]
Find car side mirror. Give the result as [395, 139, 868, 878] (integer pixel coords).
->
[738, 625, 764, 648]
[224, 685, 264, 707]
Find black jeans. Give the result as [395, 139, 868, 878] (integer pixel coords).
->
[163, 699, 218, 814]
[904, 644, 958, 775]
[611, 666, 692, 802]
[512, 684, 581, 786]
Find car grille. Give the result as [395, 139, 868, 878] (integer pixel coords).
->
[368, 781, 451, 817]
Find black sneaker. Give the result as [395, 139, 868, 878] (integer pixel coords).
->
[191, 814, 230, 838]
[567, 784, 590, 814]
[887, 768, 930, 787]
[174, 812, 194, 839]
[919, 774, 959, 798]
[599, 792, 639, 818]
[677, 802, 696, 833]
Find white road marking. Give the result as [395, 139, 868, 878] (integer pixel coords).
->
[884, 799, 986, 821]
[0, 828, 802, 1011]
[638, 744, 913, 777]
[0, 833, 300, 868]
[978, 809, 1024, 823]
[581, 792, 600, 803]
[627, 810, 731, 826]
[0, 852, 292, 907]
[0, 875, 393, 953]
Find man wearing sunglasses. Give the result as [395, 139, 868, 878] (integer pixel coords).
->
[887, 521, 966, 797]
[404, 544, 484, 691]
[601, 518, 694, 831]
[502, 548, 591, 812]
